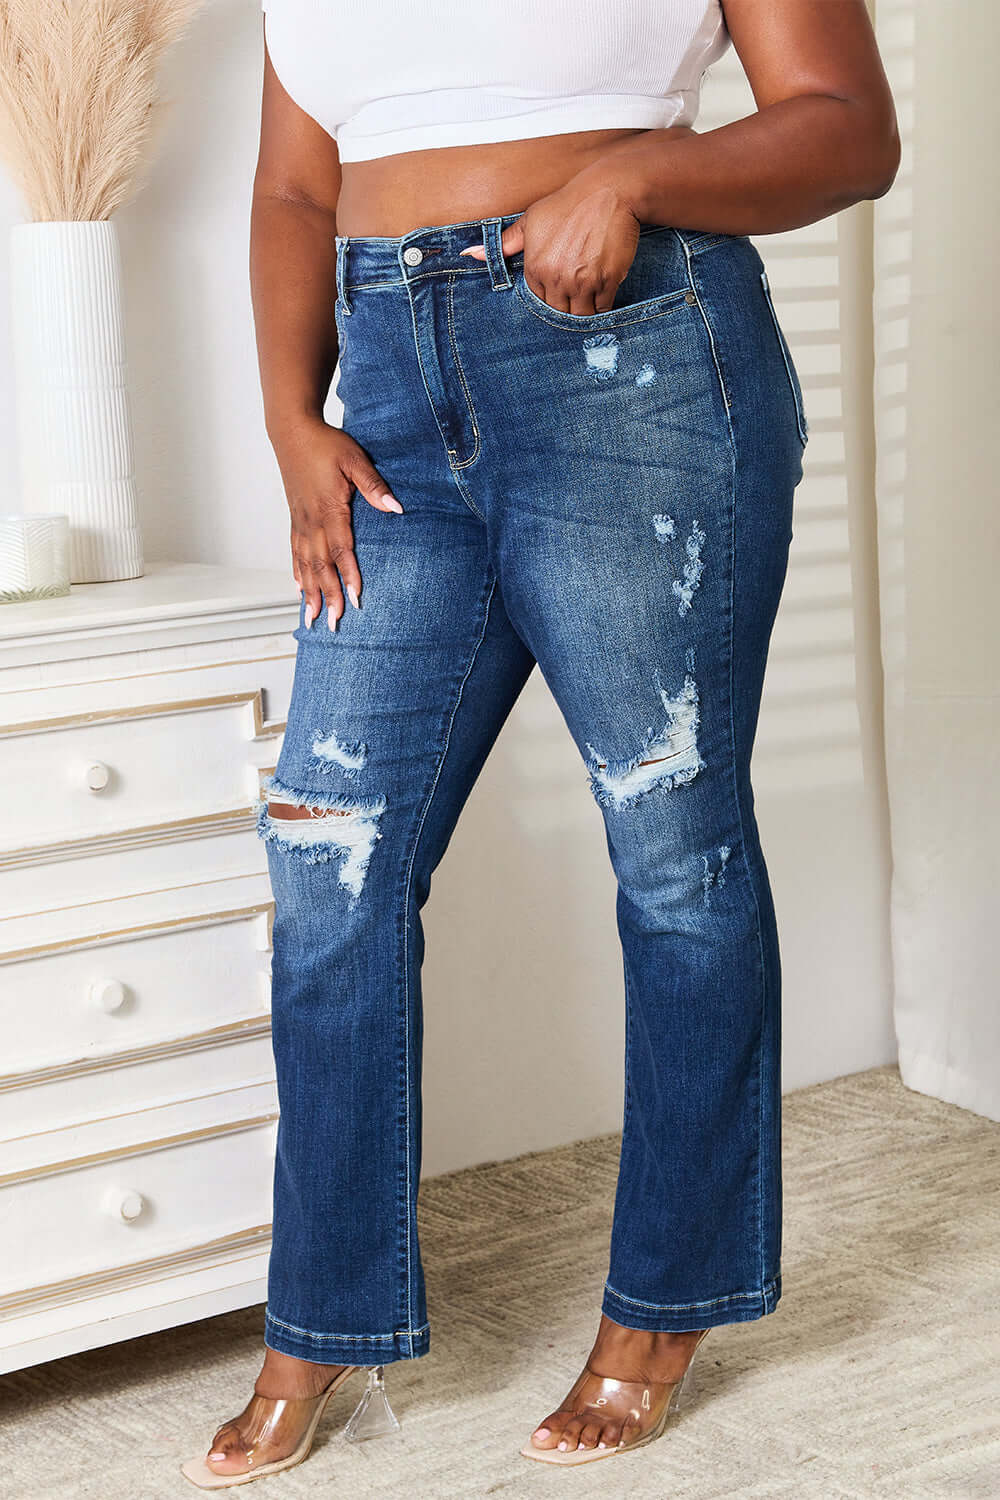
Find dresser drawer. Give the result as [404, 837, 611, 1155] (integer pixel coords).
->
[1, 906, 272, 1078]
[0, 691, 280, 856]
[0, 1114, 277, 1306]
[0, 906, 274, 1139]
[0, 1029, 277, 1144]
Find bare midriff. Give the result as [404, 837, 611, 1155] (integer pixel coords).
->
[333, 126, 692, 237]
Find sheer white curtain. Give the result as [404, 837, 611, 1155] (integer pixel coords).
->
[874, 0, 1000, 1120]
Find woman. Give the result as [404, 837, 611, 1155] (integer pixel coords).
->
[183, 0, 898, 1485]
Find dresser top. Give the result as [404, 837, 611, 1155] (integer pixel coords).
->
[0, 561, 298, 642]
[0, 561, 301, 671]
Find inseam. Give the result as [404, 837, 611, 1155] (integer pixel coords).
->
[396, 573, 500, 1341]
[622, 961, 634, 1137]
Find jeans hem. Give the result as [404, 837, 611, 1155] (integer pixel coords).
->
[264, 1310, 430, 1365]
[601, 1272, 781, 1331]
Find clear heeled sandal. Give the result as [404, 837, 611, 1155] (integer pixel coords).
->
[520, 1327, 711, 1467]
[180, 1363, 400, 1490]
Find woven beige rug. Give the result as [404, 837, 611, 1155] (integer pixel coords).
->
[1, 1063, 997, 1499]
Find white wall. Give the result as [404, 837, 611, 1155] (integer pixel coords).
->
[874, 0, 1000, 1121]
[0, 1, 896, 1177]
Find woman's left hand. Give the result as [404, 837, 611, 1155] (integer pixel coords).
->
[460, 179, 641, 316]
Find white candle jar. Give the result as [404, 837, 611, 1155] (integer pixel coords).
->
[0, 513, 71, 602]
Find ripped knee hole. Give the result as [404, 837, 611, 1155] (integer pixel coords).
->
[594, 753, 675, 770]
[267, 801, 352, 821]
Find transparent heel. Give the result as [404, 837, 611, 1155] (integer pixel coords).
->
[667, 1353, 698, 1412]
[343, 1365, 401, 1443]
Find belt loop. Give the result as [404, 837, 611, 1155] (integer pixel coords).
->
[335, 236, 353, 314]
[481, 217, 512, 291]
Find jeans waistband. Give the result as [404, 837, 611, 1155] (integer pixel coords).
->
[335, 213, 527, 303]
[333, 212, 713, 306]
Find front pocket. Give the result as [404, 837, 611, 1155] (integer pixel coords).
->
[759, 268, 808, 447]
[512, 264, 692, 333]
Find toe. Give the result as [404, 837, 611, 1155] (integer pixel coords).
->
[206, 1422, 251, 1476]
[578, 1417, 603, 1449]
[557, 1415, 587, 1452]
[529, 1410, 568, 1450]
[601, 1417, 625, 1449]
[621, 1412, 642, 1447]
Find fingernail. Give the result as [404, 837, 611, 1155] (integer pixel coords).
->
[304, 606, 314, 629]
[557, 1440, 568, 1451]
[382, 495, 403, 513]
[598, 1441, 607, 1448]
[346, 584, 360, 609]
[534, 1428, 550, 1439]
[327, 606, 338, 631]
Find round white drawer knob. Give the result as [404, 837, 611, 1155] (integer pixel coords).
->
[102, 1187, 145, 1223]
[90, 978, 127, 1013]
[83, 762, 110, 792]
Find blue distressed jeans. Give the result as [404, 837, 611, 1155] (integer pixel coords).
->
[256, 212, 808, 1365]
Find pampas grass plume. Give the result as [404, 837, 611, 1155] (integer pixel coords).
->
[0, 0, 203, 221]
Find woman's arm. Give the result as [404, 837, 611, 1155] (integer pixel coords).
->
[577, 0, 901, 233]
[251, 44, 342, 442]
[252, 39, 401, 630]
[469, 0, 900, 316]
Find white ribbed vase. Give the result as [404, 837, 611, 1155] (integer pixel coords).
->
[9, 220, 144, 583]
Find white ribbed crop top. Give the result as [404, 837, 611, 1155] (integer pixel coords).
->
[260, 1, 731, 164]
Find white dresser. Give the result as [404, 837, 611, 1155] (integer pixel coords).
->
[0, 561, 298, 1373]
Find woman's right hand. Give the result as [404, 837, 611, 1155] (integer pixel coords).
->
[271, 417, 403, 630]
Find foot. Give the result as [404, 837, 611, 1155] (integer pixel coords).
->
[205, 1348, 349, 1477]
[527, 1314, 704, 1454]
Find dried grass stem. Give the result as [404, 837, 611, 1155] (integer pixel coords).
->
[0, 0, 201, 221]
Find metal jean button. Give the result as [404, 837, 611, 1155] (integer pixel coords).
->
[402, 246, 424, 266]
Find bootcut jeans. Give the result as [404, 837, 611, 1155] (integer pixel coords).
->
[255, 211, 808, 1365]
